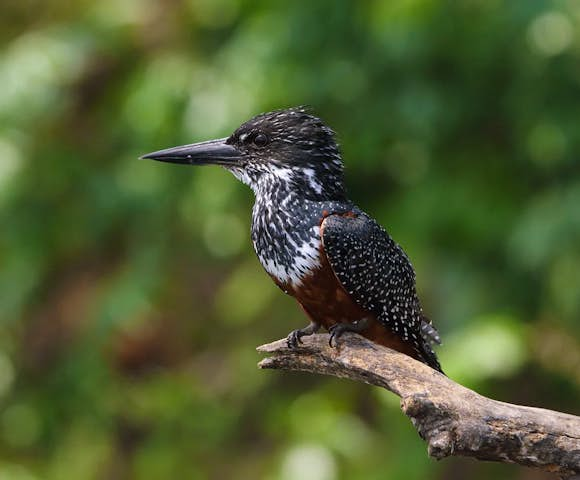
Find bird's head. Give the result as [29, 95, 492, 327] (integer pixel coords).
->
[141, 107, 346, 200]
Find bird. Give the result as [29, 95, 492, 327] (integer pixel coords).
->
[141, 107, 443, 373]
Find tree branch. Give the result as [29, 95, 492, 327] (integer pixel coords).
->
[257, 333, 580, 478]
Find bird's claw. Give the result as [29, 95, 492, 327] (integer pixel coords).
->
[328, 319, 370, 348]
[286, 322, 320, 348]
[328, 324, 345, 348]
[286, 329, 304, 349]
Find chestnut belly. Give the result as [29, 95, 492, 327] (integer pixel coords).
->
[278, 253, 418, 360]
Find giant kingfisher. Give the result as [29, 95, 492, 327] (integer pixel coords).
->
[142, 107, 442, 373]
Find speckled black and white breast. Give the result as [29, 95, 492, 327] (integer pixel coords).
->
[249, 182, 353, 286]
[226, 160, 352, 286]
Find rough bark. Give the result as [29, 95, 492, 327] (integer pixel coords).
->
[257, 333, 580, 478]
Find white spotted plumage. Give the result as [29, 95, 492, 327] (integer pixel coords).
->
[320, 212, 441, 370]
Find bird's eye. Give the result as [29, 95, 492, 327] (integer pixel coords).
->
[253, 133, 269, 148]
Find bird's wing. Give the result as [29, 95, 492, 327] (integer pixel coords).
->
[320, 212, 442, 372]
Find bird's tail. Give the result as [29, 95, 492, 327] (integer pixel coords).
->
[419, 315, 444, 374]
[421, 318, 441, 346]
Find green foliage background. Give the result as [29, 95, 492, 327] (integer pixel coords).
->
[0, 0, 579, 478]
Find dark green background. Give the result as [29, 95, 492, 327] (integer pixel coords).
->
[0, 0, 579, 478]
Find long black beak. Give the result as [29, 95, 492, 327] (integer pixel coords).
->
[140, 138, 242, 166]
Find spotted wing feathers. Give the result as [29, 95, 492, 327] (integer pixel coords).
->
[321, 213, 442, 372]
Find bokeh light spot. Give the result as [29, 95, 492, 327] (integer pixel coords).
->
[280, 444, 337, 480]
[0, 29, 85, 123]
[528, 11, 574, 56]
[440, 315, 527, 383]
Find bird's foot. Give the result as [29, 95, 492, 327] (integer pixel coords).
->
[328, 318, 370, 348]
[286, 321, 321, 349]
